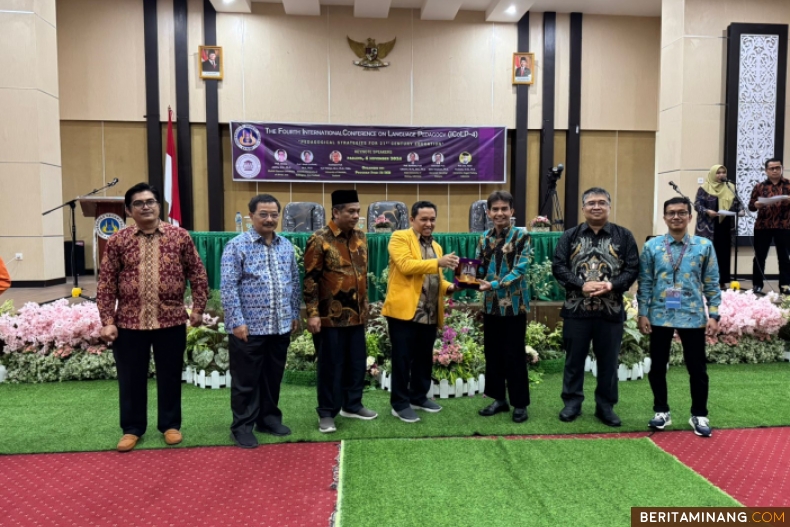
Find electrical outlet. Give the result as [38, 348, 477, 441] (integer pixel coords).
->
[697, 178, 704, 184]
[14, 253, 22, 261]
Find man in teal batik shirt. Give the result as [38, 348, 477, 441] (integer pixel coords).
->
[475, 191, 531, 423]
[637, 197, 721, 438]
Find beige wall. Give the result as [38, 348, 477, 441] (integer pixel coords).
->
[0, 0, 64, 282]
[55, 0, 661, 133]
[52, 0, 661, 245]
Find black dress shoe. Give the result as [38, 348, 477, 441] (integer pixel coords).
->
[754, 286, 764, 295]
[559, 406, 582, 422]
[230, 431, 259, 449]
[256, 422, 292, 437]
[512, 408, 529, 423]
[594, 406, 622, 427]
[478, 400, 510, 417]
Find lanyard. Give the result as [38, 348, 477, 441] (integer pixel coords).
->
[664, 234, 689, 284]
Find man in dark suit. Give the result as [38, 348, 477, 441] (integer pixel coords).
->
[202, 50, 220, 72]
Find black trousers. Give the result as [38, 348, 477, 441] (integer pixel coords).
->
[229, 333, 289, 434]
[387, 317, 437, 411]
[713, 216, 732, 286]
[315, 326, 367, 418]
[752, 228, 790, 289]
[112, 324, 186, 436]
[483, 313, 530, 408]
[561, 317, 622, 409]
[648, 326, 709, 417]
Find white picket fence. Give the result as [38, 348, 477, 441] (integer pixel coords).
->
[183, 365, 230, 389]
[585, 356, 653, 381]
[378, 372, 486, 399]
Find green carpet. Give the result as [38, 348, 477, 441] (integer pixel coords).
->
[0, 363, 787, 454]
[336, 438, 739, 527]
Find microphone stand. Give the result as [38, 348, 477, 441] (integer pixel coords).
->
[41, 180, 120, 304]
[725, 180, 743, 282]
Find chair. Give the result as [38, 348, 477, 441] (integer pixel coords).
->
[367, 201, 409, 232]
[469, 200, 494, 233]
[282, 202, 325, 232]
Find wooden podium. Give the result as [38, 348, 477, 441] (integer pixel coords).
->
[79, 197, 126, 272]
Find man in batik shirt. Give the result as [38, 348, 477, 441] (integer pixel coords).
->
[304, 190, 377, 434]
[475, 191, 531, 423]
[98, 183, 208, 452]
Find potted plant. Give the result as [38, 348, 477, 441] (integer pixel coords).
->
[374, 214, 393, 233]
[529, 216, 552, 232]
[283, 329, 318, 385]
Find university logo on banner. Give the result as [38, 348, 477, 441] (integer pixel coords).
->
[96, 213, 124, 240]
[235, 154, 262, 179]
[234, 124, 261, 151]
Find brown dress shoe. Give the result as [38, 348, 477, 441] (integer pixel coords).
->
[164, 429, 182, 445]
[117, 434, 139, 452]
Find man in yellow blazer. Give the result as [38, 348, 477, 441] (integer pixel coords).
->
[382, 201, 459, 423]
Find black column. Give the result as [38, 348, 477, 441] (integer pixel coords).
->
[564, 13, 582, 228]
[512, 12, 529, 227]
[538, 12, 556, 222]
[204, 0, 224, 231]
[143, 0, 163, 195]
[174, 0, 194, 229]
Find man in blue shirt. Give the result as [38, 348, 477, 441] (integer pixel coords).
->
[475, 191, 531, 423]
[221, 194, 301, 448]
[637, 197, 721, 438]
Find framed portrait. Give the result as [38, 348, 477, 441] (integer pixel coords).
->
[512, 52, 534, 85]
[199, 45, 223, 80]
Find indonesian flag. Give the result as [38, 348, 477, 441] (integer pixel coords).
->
[164, 107, 181, 227]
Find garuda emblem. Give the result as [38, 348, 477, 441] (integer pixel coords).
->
[347, 36, 396, 69]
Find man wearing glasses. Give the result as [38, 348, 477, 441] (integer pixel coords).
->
[552, 187, 639, 427]
[637, 197, 720, 437]
[220, 194, 301, 448]
[748, 158, 790, 294]
[98, 183, 208, 452]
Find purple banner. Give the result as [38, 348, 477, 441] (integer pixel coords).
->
[231, 122, 506, 184]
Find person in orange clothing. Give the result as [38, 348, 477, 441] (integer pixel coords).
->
[0, 256, 10, 295]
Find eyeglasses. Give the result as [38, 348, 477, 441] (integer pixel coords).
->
[254, 213, 280, 220]
[767, 166, 783, 171]
[583, 200, 609, 208]
[664, 211, 690, 218]
[131, 199, 159, 209]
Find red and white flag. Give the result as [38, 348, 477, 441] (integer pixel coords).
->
[164, 107, 181, 227]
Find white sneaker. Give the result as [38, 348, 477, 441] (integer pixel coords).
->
[689, 416, 712, 437]
[648, 412, 672, 430]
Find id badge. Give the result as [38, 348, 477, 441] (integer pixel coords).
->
[665, 288, 682, 309]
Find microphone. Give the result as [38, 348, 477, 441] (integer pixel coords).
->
[669, 181, 678, 190]
[108, 178, 119, 187]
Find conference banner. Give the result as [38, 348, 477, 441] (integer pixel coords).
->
[231, 121, 507, 184]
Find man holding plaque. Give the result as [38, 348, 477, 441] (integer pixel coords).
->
[475, 191, 532, 423]
[382, 201, 459, 423]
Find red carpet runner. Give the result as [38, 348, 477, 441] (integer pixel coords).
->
[0, 443, 339, 527]
[651, 427, 790, 507]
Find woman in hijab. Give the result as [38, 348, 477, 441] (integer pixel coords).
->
[694, 164, 742, 288]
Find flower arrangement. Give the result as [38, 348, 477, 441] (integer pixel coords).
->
[0, 299, 103, 353]
[185, 313, 229, 373]
[714, 290, 786, 344]
[529, 216, 552, 231]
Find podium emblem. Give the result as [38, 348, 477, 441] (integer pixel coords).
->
[96, 213, 124, 240]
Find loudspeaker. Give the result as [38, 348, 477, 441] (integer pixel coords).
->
[64, 241, 86, 276]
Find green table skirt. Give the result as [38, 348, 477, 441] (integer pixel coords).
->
[190, 231, 565, 302]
